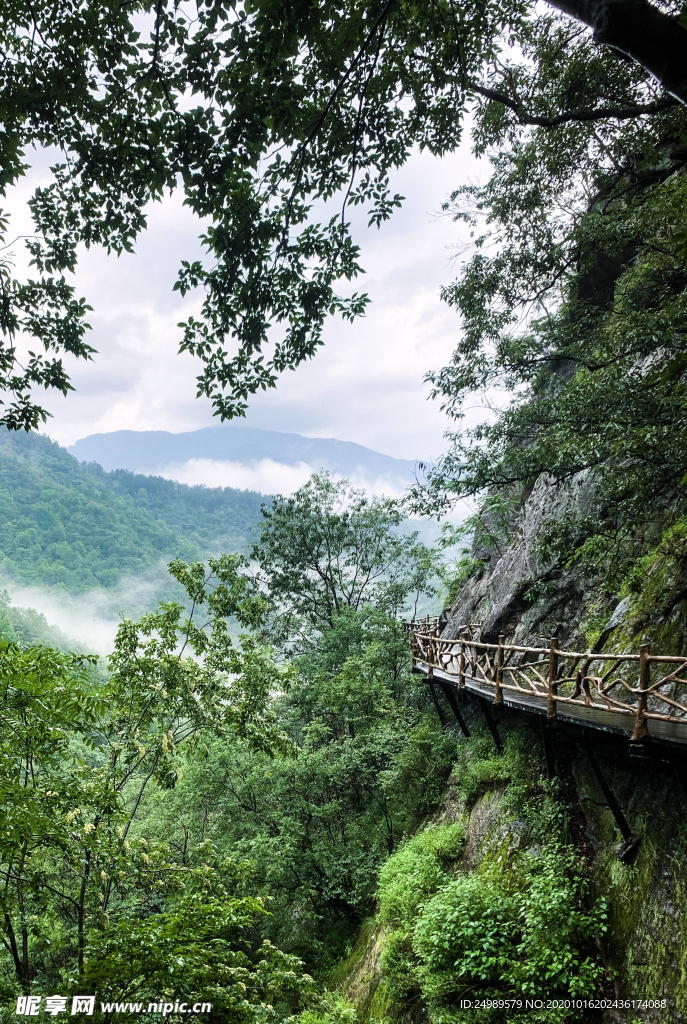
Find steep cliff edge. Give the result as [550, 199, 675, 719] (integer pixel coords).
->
[328, 476, 687, 1024]
[442, 474, 598, 649]
[329, 718, 687, 1023]
[442, 470, 687, 658]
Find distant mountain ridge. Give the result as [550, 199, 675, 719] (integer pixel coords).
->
[68, 425, 418, 485]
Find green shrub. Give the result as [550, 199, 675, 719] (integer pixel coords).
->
[453, 728, 535, 810]
[618, 514, 687, 652]
[414, 874, 518, 1000]
[376, 787, 606, 1019]
[378, 928, 417, 1000]
[410, 845, 606, 1011]
[377, 822, 466, 926]
[512, 847, 607, 997]
[290, 993, 357, 1024]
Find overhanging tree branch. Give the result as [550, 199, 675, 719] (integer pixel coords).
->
[471, 83, 677, 125]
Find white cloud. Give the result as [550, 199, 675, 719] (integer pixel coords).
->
[147, 457, 413, 498]
[150, 457, 317, 494]
[1, 575, 162, 655]
[4, 142, 487, 463]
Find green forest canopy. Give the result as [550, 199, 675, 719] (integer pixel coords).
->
[0, 430, 264, 591]
[0, 484, 607, 1023]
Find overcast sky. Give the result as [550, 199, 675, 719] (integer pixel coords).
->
[7, 141, 487, 466]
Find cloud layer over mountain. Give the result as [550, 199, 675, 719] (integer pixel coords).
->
[69, 425, 422, 496]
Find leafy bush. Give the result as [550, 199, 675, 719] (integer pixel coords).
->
[512, 848, 607, 998]
[414, 874, 518, 1000]
[413, 844, 606, 1007]
[288, 993, 357, 1024]
[377, 822, 466, 1000]
[377, 822, 466, 926]
[378, 928, 417, 1000]
[618, 515, 687, 652]
[452, 728, 535, 810]
[378, 840, 607, 1021]
[379, 720, 458, 818]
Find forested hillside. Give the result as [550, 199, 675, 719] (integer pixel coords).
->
[92, 465, 265, 562]
[0, 431, 264, 592]
[0, 477, 447, 1024]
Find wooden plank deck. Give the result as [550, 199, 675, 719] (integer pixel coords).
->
[412, 662, 687, 749]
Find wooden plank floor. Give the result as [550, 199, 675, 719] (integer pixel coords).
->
[412, 663, 687, 749]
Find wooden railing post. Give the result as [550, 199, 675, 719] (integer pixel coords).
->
[631, 643, 650, 741]
[458, 632, 466, 689]
[547, 637, 559, 719]
[580, 655, 592, 706]
[495, 635, 504, 704]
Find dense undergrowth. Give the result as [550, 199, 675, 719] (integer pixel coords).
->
[366, 725, 608, 1024]
[133, 604, 455, 979]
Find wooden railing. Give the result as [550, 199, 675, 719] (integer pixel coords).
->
[405, 622, 687, 743]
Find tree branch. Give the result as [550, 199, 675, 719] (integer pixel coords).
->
[472, 83, 677, 126]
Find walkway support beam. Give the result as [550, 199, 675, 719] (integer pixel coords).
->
[437, 680, 471, 738]
[427, 667, 447, 728]
[585, 743, 632, 842]
[668, 754, 687, 801]
[476, 695, 503, 754]
[540, 717, 556, 780]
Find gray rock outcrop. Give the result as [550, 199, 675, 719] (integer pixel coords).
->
[443, 471, 600, 647]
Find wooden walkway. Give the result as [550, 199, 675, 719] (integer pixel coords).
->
[406, 620, 687, 750]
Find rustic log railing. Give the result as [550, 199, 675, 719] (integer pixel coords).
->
[405, 621, 687, 748]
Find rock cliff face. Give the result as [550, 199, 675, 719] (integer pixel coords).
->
[443, 472, 601, 648]
[443, 475, 687, 1020]
[573, 746, 687, 1020]
[331, 722, 687, 1023]
[330, 474, 687, 1024]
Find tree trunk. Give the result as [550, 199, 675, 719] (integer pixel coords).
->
[3, 910, 26, 991]
[547, 0, 687, 105]
[77, 851, 91, 977]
